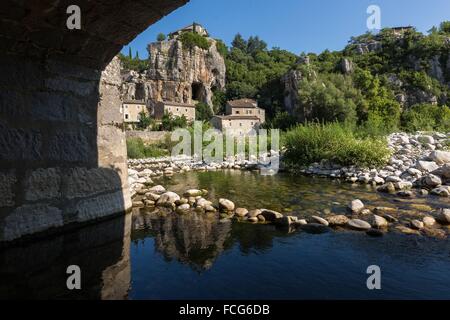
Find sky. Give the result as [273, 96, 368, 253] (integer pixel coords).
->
[122, 0, 450, 59]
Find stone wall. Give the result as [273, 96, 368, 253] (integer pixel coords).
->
[126, 130, 169, 144]
[0, 0, 189, 243]
[0, 56, 130, 242]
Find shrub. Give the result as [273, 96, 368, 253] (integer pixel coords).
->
[157, 33, 166, 42]
[126, 138, 169, 159]
[179, 31, 211, 50]
[161, 113, 188, 131]
[283, 122, 390, 168]
[195, 102, 213, 121]
[401, 104, 450, 132]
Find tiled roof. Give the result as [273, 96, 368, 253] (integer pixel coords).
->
[213, 115, 260, 121]
[159, 100, 196, 108]
[227, 99, 258, 108]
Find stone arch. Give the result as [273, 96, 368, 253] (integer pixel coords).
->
[0, 0, 189, 243]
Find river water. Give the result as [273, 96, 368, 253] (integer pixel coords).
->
[1, 170, 449, 299]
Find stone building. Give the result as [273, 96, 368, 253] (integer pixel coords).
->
[211, 99, 265, 136]
[211, 115, 261, 136]
[168, 22, 209, 39]
[226, 99, 266, 123]
[121, 100, 148, 123]
[153, 101, 196, 122]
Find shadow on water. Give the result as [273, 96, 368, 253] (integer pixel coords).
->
[0, 214, 131, 300]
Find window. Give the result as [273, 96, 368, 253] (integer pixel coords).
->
[176, 108, 179, 112]
[185, 109, 188, 112]
[236, 111, 240, 114]
[251, 122, 254, 125]
[125, 114, 129, 119]
[239, 123, 242, 127]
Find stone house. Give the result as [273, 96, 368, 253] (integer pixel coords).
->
[153, 101, 196, 122]
[121, 100, 148, 123]
[211, 115, 261, 136]
[169, 22, 209, 39]
[225, 99, 266, 123]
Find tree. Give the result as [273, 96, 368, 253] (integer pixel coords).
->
[157, 33, 166, 41]
[439, 21, 450, 34]
[231, 33, 247, 51]
[136, 111, 152, 130]
[128, 47, 132, 59]
[195, 102, 213, 121]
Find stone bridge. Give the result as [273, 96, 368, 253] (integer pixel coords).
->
[0, 0, 189, 243]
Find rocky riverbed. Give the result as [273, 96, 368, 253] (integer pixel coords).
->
[127, 132, 450, 239]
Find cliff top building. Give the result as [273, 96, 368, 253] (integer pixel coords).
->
[153, 101, 196, 122]
[169, 22, 209, 39]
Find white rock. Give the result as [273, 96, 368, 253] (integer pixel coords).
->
[348, 200, 365, 213]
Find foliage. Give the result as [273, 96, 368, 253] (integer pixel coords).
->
[118, 53, 149, 73]
[161, 113, 188, 131]
[214, 39, 228, 57]
[179, 31, 211, 50]
[401, 104, 450, 132]
[263, 112, 297, 130]
[195, 102, 213, 121]
[136, 111, 153, 130]
[224, 34, 298, 117]
[283, 122, 391, 168]
[126, 138, 169, 159]
[157, 33, 166, 41]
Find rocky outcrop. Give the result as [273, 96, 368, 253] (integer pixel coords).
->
[281, 69, 302, 117]
[121, 38, 226, 109]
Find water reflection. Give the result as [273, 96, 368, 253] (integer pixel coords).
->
[0, 214, 131, 300]
[132, 208, 231, 271]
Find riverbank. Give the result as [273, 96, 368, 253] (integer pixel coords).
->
[127, 132, 450, 239]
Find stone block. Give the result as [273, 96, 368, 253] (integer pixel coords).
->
[25, 168, 61, 201]
[1, 204, 63, 242]
[0, 171, 16, 207]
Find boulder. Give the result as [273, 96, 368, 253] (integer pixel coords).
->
[248, 209, 262, 218]
[423, 174, 442, 188]
[311, 216, 329, 226]
[410, 220, 424, 230]
[418, 135, 435, 145]
[430, 150, 450, 165]
[416, 161, 439, 172]
[247, 217, 259, 223]
[218, 198, 235, 212]
[260, 209, 284, 222]
[369, 215, 389, 229]
[157, 191, 180, 206]
[327, 215, 349, 226]
[423, 216, 436, 227]
[432, 163, 450, 179]
[235, 208, 249, 218]
[276, 216, 297, 226]
[377, 182, 396, 193]
[348, 199, 365, 214]
[436, 208, 450, 225]
[431, 186, 450, 197]
[347, 219, 371, 231]
[183, 189, 203, 197]
[299, 223, 330, 234]
[145, 192, 161, 201]
[149, 185, 166, 194]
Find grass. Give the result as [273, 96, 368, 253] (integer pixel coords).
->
[282, 122, 391, 168]
[126, 137, 170, 159]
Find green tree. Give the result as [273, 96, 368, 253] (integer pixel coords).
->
[195, 102, 213, 121]
[231, 33, 247, 51]
[157, 33, 166, 41]
[136, 111, 152, 130]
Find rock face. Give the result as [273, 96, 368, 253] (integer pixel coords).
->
[122, 38, 226, 109]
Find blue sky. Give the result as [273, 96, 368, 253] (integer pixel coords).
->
[122, 0, 450, 59]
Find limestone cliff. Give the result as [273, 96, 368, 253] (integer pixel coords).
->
[121, 38, 226, 109]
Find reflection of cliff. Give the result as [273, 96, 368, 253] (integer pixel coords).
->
[0, 215, 131, 300]
[133, 210, 232, 271]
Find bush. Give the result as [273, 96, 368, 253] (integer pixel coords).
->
[161, 113, 188, 131]
[126, 138, 169, 159]
[179, 31, 211, 50]
[401, 104, 450, 132]
[195, 102, 213, 121]
[283, 122, 391, 168]
[157, 33, 166, 42]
